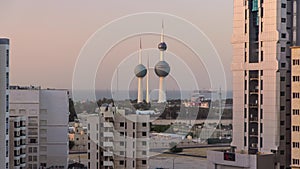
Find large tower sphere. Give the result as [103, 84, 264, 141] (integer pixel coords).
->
[155, 61, 170, 77]
[134, 64, 147, 78]
[158, 42, 167, 51]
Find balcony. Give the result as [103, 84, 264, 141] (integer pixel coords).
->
[103, 161, 114, 167]
[103, 142, 114, 148]
[104, 132, 114, 138]
[103, 151, 113, 157]
[104, 122, 114, 128]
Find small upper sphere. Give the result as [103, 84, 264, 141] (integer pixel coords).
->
[134, 64, 147, 78]
[155, 61, 170, 77]
[158, 42, 167, 51]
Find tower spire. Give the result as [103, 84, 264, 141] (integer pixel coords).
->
[146, 54, 150, 103]
[139, 37, 142, 64]
[161, 20, 164, 43]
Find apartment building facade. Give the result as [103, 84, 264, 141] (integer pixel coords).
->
[87, 105, 150, 169]
[9, 116, 27, 169]
[208, 0, 300, 168]
[291, 46, 300, 169]
[0, 38, 10, 169]
[9, 86, 69, 169]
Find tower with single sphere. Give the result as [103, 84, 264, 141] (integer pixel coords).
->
[135, 39, 147, 103]
[155, 22, 170, 103]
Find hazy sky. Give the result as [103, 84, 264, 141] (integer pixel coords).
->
[0, 0, 233, 91]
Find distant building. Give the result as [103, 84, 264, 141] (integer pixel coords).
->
[0, 38, 10, 169]
[69, 120, 88, 152]
[9, 116, 27, 169]
[291, 46, 300, 169]
[9, 86, 69, 169]
[87, 105, 150, 169]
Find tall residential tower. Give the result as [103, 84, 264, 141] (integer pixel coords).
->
[208, 0, 300, 168]
[0, 38, 10, 169]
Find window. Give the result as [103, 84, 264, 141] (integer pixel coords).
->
[142, 123, 147, 127]
[293, 159, 300, 165]
[142, 160, 147, 165]
[244, 108, 247, 118]
[280, 121, 285, 126]
[244, 136, 247, 146]
[293, 93, 300, 98]
[261, 7, 264, 18]
[293, 109, 300, 115]
[6, 50, 9, 67]
[281, 77, 285, 81]
[119, 160, 124, 165]
[281, 62, 286, 68]
[281, 18, 286, 23]
[281, 3, 286, 8]
[280, 106, 285, 111]
[120, 132, 124, 136]
[260, 51, 263, 61]
[142, 132, 147, 136]
[280, 135, 285, 140]
[280, 150, 284, 155]
[133, 123, 135, 129]
[293, 126, 300, 132]
[245, 52, 247, 62]
[245, 10, 247, 20]
[260, 137, 263, 148]
[120, 122, 124, 127]
[245, 23, 247, 33]
[293, 59, 300, 65]
[120, 142, 125, 146]
[281, 33, 286, 38]
[281, 47, 286, 52]
[244, 122, 247, 132]
[142, 141, 147, 146]
[260, 109, 263, 119]
[293, 76, 300, 82]
[142, 151, 147, 155]
[280, 92, 285, 96]
[293, 142, 300, 148]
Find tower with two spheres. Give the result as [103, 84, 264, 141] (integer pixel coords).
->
[134, 23, 170, 103]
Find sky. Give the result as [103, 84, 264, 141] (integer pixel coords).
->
[0, 0, 233, 93]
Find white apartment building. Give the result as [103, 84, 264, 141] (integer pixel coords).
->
[291, 46, 300, 169]
[9, 86, 69, 169]
[0, 38, 10, 169]
[87, 105, 150, 169]
[9, 116, 27, 169]
[208, 0, 300, 169]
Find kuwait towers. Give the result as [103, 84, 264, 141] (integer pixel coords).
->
[155, 22, 170, 103]
[134, 39, 147, 103]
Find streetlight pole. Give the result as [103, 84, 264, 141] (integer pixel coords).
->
[172, 157, 175, 169]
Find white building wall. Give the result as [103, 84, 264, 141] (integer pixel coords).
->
[0, 38, 10, 169]
[9, 88, 69, 169]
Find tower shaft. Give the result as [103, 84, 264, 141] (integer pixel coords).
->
[158, 77, 165, 103]
[137, 77, 143, 103]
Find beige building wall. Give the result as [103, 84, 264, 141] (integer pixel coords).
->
[231, 0, 296, 168]
[291, 47, 300, 169]
[87, 106, 150, 169]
